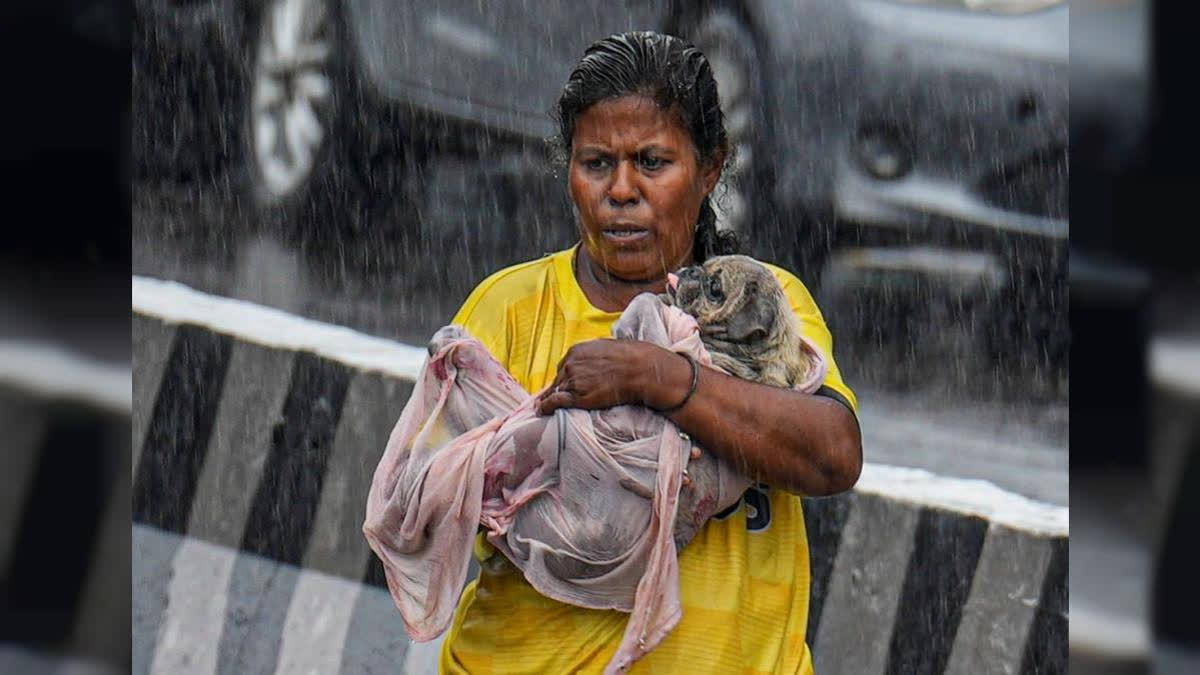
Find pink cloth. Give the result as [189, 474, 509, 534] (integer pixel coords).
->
[363, 293, 826, 673]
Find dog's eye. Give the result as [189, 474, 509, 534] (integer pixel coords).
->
[706, 275, 724, 302]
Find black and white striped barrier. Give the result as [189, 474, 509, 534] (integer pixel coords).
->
[131, 275, 1068, 674]
[0, 341, 131, 673]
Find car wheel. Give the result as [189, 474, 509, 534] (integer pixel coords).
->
[239, 0, 389, 255]
[679, 7, 771, 248]
[243, 0, 342, 208]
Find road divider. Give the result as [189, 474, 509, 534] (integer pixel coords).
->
[131, 275, 1068, 674]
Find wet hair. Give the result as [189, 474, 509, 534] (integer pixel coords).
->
[554, 31, 740, 263]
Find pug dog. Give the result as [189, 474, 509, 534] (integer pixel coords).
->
[662, 254, 824, 390]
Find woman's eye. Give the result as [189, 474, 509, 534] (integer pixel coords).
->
[582, 157, 609, 171]
[640, 155, 665, 170]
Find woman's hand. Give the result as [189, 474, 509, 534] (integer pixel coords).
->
[533, 337, 861, 496]
[536, 338, 704, 487]
[535, 339, 692, 415]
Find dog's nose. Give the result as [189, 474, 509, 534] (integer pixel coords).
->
[678, 266, 701, 281]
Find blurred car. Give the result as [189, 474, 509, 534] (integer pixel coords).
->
[134, 0, 1067, 365]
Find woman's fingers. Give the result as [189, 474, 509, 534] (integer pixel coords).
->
[536, 388, 574, 415]
[536, 340, 659, 412]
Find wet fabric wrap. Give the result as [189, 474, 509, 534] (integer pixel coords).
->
[363, 293, 827, 673]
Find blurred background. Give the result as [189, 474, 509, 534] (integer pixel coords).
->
[129, 0, 1076, 670]
[2, 0, 130, 673]
[130, 0, 1072, 498]
[1, 0, 1197, 673]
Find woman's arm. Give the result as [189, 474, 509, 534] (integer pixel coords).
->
[535, 341, 862, 496]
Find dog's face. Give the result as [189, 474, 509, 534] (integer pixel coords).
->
[665, 255, 783, 346]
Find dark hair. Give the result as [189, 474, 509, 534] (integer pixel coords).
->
[554, 31, 740, 263]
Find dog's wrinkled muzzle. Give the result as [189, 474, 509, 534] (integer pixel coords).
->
[670, 266, 703, 309]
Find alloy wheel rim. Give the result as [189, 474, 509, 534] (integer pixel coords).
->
[251, 0, 333, 199]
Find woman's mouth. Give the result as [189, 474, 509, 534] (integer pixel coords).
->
[601, 224, 650, 245]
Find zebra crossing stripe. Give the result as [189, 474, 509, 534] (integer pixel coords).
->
[133, 525, 419, 675]
[133, 523, 183, 670]
[149, 536, 238, 674]
[338, 570, 416, 673]
[214, 551, 300, 674]
[274, 570, 364, 674]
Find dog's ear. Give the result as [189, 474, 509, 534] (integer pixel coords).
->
[725, 288, 774, 343]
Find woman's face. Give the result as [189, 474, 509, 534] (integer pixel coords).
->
[569, 95, 723, 282]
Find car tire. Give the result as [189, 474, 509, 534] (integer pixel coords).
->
[677, 7, 773, 257]
[236, 0, 376, 247]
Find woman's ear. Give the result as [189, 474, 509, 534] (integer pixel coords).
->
[701, 150, 727, 195]
[726, 292, 774, 343]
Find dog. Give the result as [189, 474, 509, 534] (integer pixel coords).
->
[663, 254, 823, 390]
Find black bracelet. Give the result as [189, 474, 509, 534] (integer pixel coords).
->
[656, 352, 700, 414]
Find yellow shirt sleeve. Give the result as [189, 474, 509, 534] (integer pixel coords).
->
[450, 268, 513, 368]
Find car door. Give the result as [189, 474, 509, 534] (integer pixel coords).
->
[344, 0, 668, 140]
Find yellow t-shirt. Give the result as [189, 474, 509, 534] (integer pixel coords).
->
[441, 246, 857, 674]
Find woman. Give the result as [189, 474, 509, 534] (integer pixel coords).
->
[441, 31, 862, 673]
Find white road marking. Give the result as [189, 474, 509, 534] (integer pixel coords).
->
[274, 570, 363, 675]
[149, 537, 238, 675]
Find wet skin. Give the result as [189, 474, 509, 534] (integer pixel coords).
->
[568, 94, 723, 311]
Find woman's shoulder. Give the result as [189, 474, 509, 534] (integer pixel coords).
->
[757, 260, 805, 287]
[469, 253, 559, 299]
[453, 250, 567, 323]
[754, 259, 821, 311]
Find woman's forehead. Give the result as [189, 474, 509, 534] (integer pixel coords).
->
[572, 95, 692, 149]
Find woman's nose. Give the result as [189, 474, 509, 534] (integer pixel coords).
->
[606, 162, 640, 206]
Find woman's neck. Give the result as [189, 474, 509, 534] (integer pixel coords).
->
[575, 246, 678, 313]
